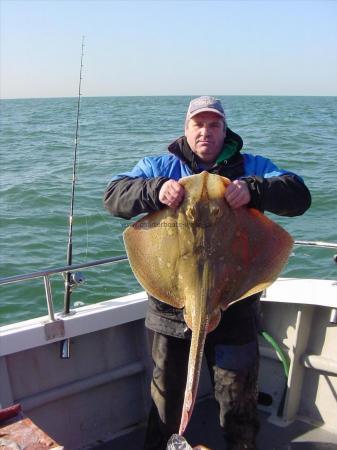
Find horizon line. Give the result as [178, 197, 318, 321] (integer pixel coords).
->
[2, 93, 337, 101]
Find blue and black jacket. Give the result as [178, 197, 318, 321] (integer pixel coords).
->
[104, 129, 311, 340]
[105, 129, 311, 219]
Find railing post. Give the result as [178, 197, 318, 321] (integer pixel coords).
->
[43, 275, 55, 322]
[43, 275, 66, 341]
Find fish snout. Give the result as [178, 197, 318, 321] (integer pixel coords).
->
[186, 202, 222, 227]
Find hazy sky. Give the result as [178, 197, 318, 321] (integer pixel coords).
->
[1, 0, 337, 99]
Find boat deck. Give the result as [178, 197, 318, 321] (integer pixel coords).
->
[93, 397, 337, 450]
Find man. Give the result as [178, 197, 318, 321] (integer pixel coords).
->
[104, 96, 311, 450]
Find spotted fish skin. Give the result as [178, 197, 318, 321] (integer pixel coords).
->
[123, 172, 293, 435]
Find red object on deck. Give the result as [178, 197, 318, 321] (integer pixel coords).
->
[0, 405, 63, 449]
[0, 404, 21, 423]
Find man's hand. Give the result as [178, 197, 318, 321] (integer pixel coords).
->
[225, 180, 251, 209]
[159, 180, 185, 209]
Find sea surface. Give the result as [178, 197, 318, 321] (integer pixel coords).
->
[1, 96, 337, 326]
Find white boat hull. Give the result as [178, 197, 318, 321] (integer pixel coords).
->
[1, 278, 337, 449]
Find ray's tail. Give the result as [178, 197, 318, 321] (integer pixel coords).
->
[178, 315, 209, 435]
[178, 262, 211, 436]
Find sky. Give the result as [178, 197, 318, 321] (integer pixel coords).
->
[1, 0, 337, 99]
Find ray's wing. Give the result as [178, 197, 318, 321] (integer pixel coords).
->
[123, 207, 185, 309]
[223, 207, 294, 305]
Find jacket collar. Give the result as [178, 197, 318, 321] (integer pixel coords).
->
[168, 128, 243, 172]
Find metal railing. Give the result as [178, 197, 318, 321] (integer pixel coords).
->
[0, 255, 128, 322]
[0, 240, 336, 323]
[294, 240, 337, 250]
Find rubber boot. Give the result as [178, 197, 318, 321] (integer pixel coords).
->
[213, 363, 260, 450]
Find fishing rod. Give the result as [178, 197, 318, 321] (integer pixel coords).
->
[60, 37, 85, 359]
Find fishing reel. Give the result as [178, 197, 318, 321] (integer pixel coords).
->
[69, 271, 85, 289]
[70, 271, 85, 287]
[62, 271, 86, 290]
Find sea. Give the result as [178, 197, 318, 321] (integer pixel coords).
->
[1, 96, 336, 326]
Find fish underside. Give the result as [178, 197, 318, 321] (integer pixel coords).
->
[123, 172, 293, 435]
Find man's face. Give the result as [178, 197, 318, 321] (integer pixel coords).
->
[185, 112, 226, 163]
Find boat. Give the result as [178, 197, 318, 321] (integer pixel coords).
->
[1, 241, 337, 450]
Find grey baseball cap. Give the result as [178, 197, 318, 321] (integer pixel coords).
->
[186, 96, 225, 121]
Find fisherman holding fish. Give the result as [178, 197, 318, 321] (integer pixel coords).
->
[104, 96, 311, 450]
